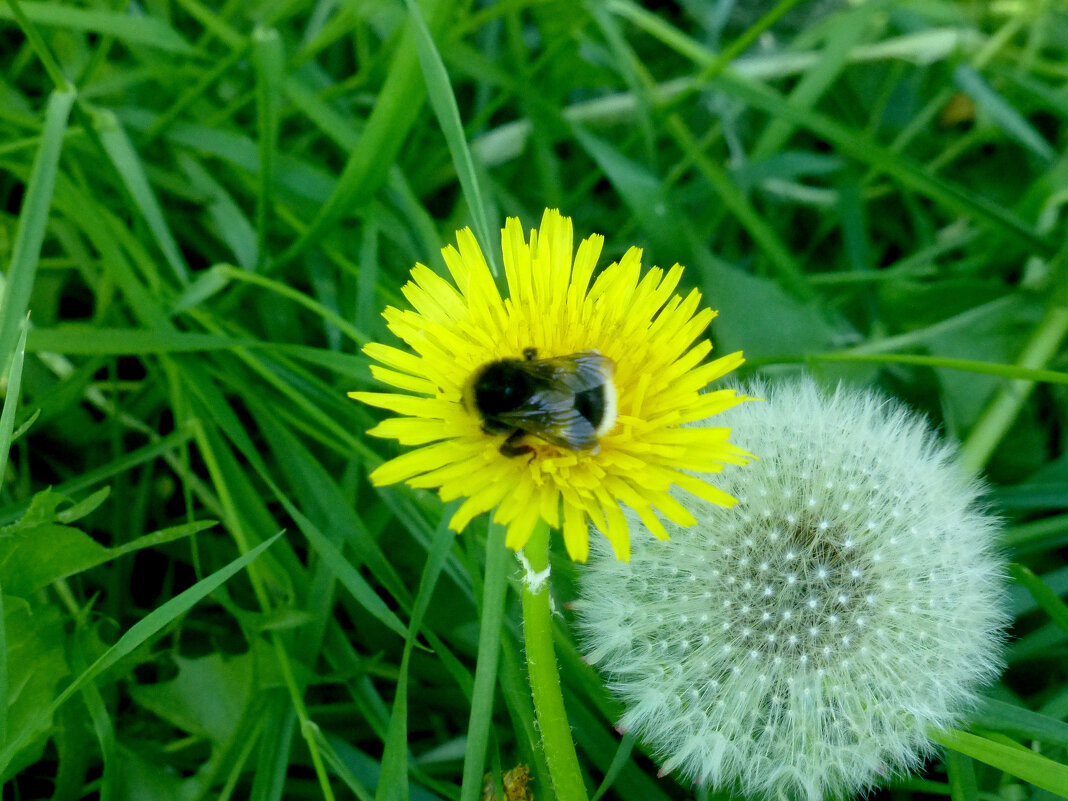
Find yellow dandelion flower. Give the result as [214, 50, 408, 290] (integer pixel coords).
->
[350, 209, 751, 561]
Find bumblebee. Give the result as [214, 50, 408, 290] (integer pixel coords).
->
[464, 348, 618, 457]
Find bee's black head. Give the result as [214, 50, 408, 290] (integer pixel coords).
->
[472, 360, 534, 415]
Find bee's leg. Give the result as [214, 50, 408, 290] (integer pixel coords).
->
[499, 429, 533, 458]
[522, 347, 537, 361]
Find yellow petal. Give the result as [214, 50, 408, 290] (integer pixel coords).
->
[561, 499, 589, 562]
[369, 366, 438, 395]
[651, 490, 698, 528]
[369, 441, 465, 486]
[366, 417, 453, 446]
[594, 488, 630, 561]
[673, 470, 738, 508]
[449, 474, 512, 531]
[504, 503, 541, 551]
[539, 484, 561, 529]
[349, 392, 453, 418]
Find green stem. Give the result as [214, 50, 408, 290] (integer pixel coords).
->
[521, 521, 589, 801]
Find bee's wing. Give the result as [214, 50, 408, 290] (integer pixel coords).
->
[537, 351, 614, 393]
[491, 387, 599, 449]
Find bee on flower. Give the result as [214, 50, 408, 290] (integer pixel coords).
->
[350, 209, 751, 561]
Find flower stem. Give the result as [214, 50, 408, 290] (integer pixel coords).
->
[521, 521, 589, 801]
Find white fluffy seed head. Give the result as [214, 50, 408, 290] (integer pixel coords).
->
[573, 378, 1008, 801]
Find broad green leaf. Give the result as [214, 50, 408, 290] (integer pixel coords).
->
[128, 652, 254, 744]
[111, 745, 198, 801]
[0, 428, 195, 528]
[54, 486, 110, 524]
[1, 597, 68, 782]
[701, 261, 845, 366]
[0, 533, 283, 774]
[0, 488, 213, 596]
[0, 498, 108, 597]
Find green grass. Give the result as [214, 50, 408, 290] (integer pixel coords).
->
[1, 0, 1068, 800]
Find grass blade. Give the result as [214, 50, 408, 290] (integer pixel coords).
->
[973, 698, 1068, 747]
[590, 732, 636, 801]
[809, 351, 1068, 384]
[709, 70, 1056, 257]
[275, 0, 460, 268]
[0, 1, 193, 54]
[459, 522, 509, 801]
[953, 65, 1055, 162]
[945, 750, 979, 801]
[403, 0, 498, 274]
[751, 3, 879, 160]
[253, 27, 284, 271]
[0, 593, 5, 750]
[0, 87, 74, 373]
[376, 513, 455, 801]
[931, 728, 1068, 796]
[28, 327, 247, 354]
[91, 107, 189, 285]
[292, 506, 409, 641]
[1008, 564, 1068, 633]
[0, 320, 29, 490]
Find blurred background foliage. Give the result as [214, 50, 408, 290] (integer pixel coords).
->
[1, 0, 1067, 799]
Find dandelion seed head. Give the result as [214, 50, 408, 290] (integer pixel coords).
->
[574, 377, 1007, 800]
